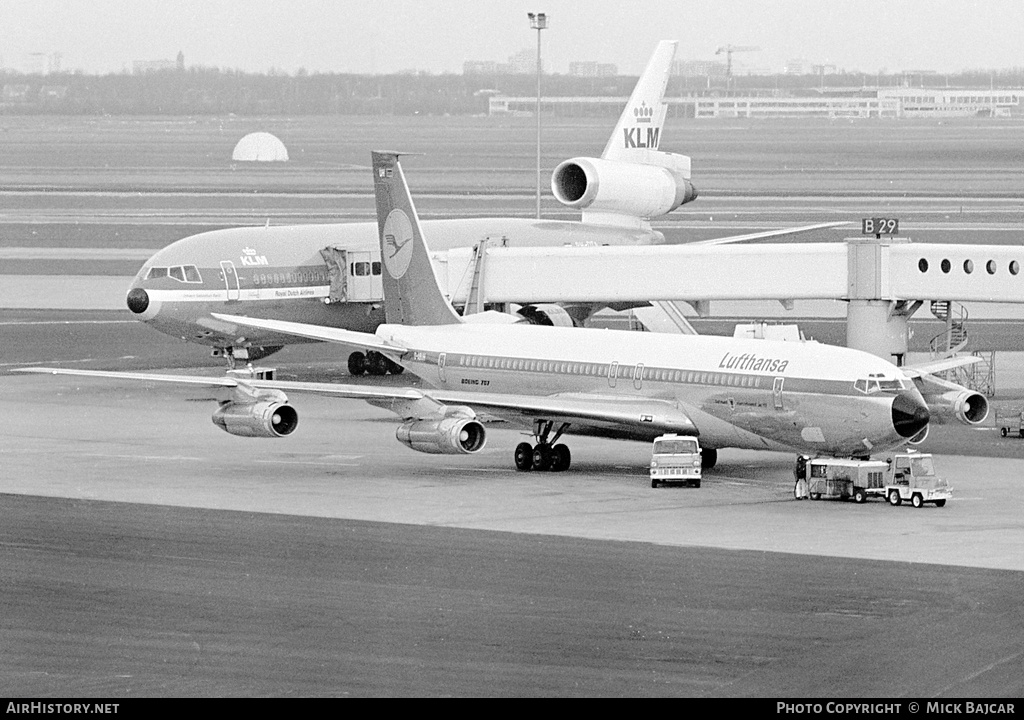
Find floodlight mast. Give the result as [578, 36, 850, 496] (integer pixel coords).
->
[528, 12, 548, 219]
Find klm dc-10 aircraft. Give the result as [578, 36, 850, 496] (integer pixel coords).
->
[22, 152, 938, 473]
[121, 41, 838, 375]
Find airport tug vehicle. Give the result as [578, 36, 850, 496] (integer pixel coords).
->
[793, 450, 951, 508]
[998, 410, 1024, 438]
[650, 434, 703, 488]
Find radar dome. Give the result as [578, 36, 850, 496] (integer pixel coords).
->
[231, 132, 289, 162]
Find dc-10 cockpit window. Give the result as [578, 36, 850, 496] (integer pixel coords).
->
[146, 265, 203, 283]
[854, 373, 905, 394]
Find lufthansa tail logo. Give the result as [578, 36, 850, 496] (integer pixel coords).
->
[382, 209, 414, 279]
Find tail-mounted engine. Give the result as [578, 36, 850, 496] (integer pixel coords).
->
[551, 155, 697, 222]
[212, 386, 298, 438]
[396, 416, 486, 454]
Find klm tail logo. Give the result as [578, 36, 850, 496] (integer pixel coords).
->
[623, 126, 660, 149]
[623, 101, 659, 148]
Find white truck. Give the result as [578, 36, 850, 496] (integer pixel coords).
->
[793, 450, 951, 508]
[650, 434, 702, 488]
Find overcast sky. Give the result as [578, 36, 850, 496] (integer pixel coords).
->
[2, 0, 1021, 76]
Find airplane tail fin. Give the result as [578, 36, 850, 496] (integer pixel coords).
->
[601, 40, 678, 162]
[371, 151, 463, 326]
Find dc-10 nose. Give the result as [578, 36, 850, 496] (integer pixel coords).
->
[892, 390, 930, 438]
[126, 287, 150, 314]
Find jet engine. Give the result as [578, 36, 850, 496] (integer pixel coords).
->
[923, 388, 989, 425]
[395, 417, 486, 454]
[515, 303, 577, 327]
[211, 387, 298, 438]
[551, 156, 697, 220]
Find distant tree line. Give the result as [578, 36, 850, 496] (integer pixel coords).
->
[2, 66, 1023, 116]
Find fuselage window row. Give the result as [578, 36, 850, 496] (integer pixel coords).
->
[452, 354, 771, 390]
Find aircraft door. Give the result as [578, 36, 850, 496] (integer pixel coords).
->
[346, 251, 377, 301]
[438, 352, 447, 383]
[633, 363, 644, 390]
[773, 377, 785, 410]
[219, 261, 240, 302]
[608, 361, 618, 388]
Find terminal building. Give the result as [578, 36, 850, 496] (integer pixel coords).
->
[489, 87, 1022, 119]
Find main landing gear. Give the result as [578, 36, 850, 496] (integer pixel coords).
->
[348, 350, 404, 376]
[515, 420, 572, 472]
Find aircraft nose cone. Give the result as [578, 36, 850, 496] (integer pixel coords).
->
[126, 287, 150, 314]
[892, 390, 930, 438]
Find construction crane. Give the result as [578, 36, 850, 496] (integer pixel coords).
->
[715, 45, 761, 78]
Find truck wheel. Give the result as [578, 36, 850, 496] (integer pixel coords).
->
[810, 493, 820, 501]
[854, 489, 866, 504]
[1001, 427, 1008, 438]
[1019, 429, 1023, 438]
[651, 478, 659, 489]
[888, 490, 902, 506]
[911, 494, 923, 508]
[934, 499, 947, 507]
[690, 480, 701, 489]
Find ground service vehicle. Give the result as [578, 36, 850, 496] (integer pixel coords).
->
[650, 434, 702, 488]
[793, 456, 887, 503]
[884, 452, 952, 507]
[998, 410, 1024, 438]
[794, 451, 951, 507]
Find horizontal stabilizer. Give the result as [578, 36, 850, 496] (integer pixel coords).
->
[692, 222, 849, 245]
[210, 313, 406, 356]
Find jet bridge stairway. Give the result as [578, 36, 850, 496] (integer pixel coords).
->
[928, 300, 995, 396]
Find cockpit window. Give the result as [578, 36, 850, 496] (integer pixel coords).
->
[855, 373, 904, 394]
[146, 265, 202, 283]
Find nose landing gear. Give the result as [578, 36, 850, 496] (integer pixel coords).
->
[514, 420, 572, 472]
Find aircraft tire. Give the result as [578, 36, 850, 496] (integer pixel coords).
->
[367, 351, 389, 376]
[347, 352, 367, 376]
[386, 358, 405, 375]
[532, 444, 553, 472]
[551, 444, 571, 472]
[514, 442, 534, 471]
[701, 448, 717, 470]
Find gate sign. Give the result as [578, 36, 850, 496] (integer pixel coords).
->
[862, 217, 899, 236]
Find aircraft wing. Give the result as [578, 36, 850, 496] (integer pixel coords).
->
[14, 367, 424, 401]
[901, 355, 983, 379]
[691, 221, 849, 245]
[425, 390, 699, 440]
[16, 369, 697, 441]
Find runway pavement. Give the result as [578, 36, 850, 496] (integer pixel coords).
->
[2, 365, 1023, 697]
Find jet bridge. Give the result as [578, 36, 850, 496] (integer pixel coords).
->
[433, 237, 1024, 366]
